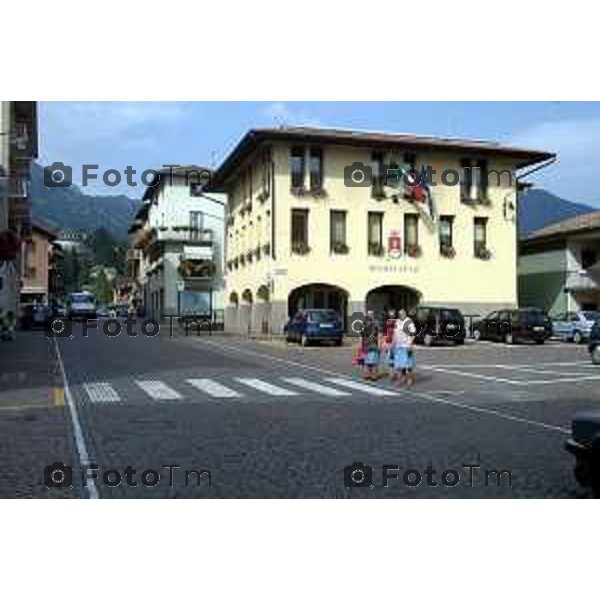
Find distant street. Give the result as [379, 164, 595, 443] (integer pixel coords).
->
[2, 320, 597, 498]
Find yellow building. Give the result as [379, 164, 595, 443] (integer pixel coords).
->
[215, 126, 554, 334]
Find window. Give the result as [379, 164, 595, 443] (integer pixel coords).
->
[404, 214, 419, 252]
[291, 209, 308, 247]
[461, 158, 488, 200]
[368, 212, 383, 255]
[330, 210, 347, 252]
[476, 159, 488, 200]
[460, 158, 473, 200]
[190, 211, 203, 231]
[474, 217, 488, 254]
[581, 247, 597, 269]
[290, 147, 305, 189]
[309, 148, 323, 190]
[439, 215, 454, 250]
[371, 151, 384, 197]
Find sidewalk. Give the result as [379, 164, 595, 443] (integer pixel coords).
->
[0, 331, 80, 498]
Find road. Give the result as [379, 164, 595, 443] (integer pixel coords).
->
[2, 320, 599, 497]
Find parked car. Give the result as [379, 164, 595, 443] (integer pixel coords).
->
[552, 311, 600, 344]
[97, 305, 110, 318]
[589, 320, 600, 365]
[472, 307, 551, 344]
[565, 409, 600, 497]
[284, 309, 343, 346]
[67, 292, 97, 321]
[407, 306, 465, 346]
[53, 303, 68, 318]
[20, 304, 54, 330]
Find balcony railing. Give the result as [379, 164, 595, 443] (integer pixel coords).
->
[565, 270, 600, 292]
[151, 227, 213, 245]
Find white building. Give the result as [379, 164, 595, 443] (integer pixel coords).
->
[128, 166, 226, 323]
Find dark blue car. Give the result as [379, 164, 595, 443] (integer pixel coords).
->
[284, 309, 344, 346]
[588, 320, 600, 364]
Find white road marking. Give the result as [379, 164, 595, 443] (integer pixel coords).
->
[83, 382, 121, 403]
[135, 380, 182, 400]
[53, 338, 99, 499]
[235, 378, 298, 396]
[325, 378, 399, 396]
[187, 378, 242, 398]
[281, 377, 351, 397]
[192, 338, 569, 433]
[419, 365, 523, 386]
[518, 374, 600, 385]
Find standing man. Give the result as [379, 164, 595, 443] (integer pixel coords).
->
[385, 309, 397, 378]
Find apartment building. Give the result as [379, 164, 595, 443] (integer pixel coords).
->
[128, 167, 226, 322]
[19, 223, 58, 305]
[519, 212, 600, 315]
[214, 126, 554, 334]
[0, 101, 37, 315]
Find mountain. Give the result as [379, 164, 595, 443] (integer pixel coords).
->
[29, 162, 140, 240]
[518, 189, 596, 237]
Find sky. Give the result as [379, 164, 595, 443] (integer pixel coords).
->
[39, 101, 600, 207]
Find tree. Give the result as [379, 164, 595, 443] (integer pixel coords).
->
[93, 269, 112, 305]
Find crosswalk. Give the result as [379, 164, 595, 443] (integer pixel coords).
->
[80, 375, 400, 404]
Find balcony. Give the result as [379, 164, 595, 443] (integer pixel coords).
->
[178, 258, 216, 280]
[150, 226, 214, 245]
[565, 269, 600, 292]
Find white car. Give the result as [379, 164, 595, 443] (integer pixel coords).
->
[67, 292, 97, 321]
[552, 311, 600, 344]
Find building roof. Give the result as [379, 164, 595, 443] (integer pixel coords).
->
[31, 222, 57, 241]
[523, 211, 600, 243]
[214, 125, 556, 184]
[140, 165, 216, 203]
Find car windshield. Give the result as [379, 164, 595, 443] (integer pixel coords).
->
[70, 293, 94, 303]
[520, 310, 548, 324]
[440, 309, 462, 321]
[306, 310, 338, 323]
[582, 311, 600, 322]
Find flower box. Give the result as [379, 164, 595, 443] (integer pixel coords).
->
[331, 242, 349, 255]
[310, 187, 327, 199]
[368, 242, 384, 257]
[475, 246, 492, 260]
[291, 242, 311, 255]
[440, 244, 456, 259]
[291, 186, 307, 197]
[406, 244, 422, 258]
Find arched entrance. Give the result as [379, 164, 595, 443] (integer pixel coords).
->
[288, 283, 349, 321]
[365, 285, 421, 316]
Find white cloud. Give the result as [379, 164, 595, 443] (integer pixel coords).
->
[509, 118, 600, 205]
[261, 102, 321, 127]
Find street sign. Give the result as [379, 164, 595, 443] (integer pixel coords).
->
[177, 280, 185, 292]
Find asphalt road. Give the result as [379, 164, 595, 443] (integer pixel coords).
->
[3, 321, 599, 498]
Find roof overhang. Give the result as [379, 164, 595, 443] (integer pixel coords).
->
[214, 126, 556, 185]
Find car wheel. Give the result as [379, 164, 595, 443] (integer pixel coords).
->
[592, 346, 600, 365]
[473, 328, 482, 341]
[535, 339, 544, 345]
[423, 333, 434, 347]
[455, 338, 465, 345]
[334, 338, 343, 347]
[301, 334, 309, 347]
[573, 330, 583, 344]
[504, 332, 514, 345]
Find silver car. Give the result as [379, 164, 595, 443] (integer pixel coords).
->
[552, 310, 600, 344]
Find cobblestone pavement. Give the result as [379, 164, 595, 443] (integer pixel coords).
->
[4, 322, 598, 498]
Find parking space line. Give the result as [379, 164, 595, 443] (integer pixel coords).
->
[419, 365, 524, 386]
